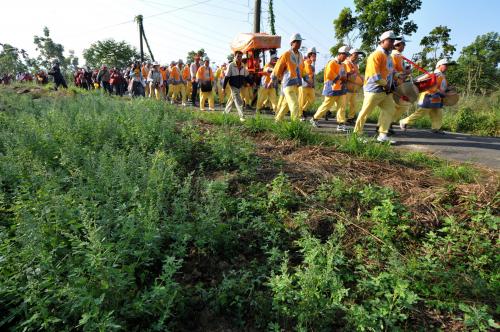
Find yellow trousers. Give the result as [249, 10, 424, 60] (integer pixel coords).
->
[275, 86, 300, 121]
[170, 84, 186, 104]
[256, 87, 278, 113]
[346, 92, 358, 120]
[240, 86, 253, 106]
[149, 84, 162, 100]
[392, 102, 410, 123]
[299, 86, 315, 117]
[186, 81, 192, 100]
[276, 94, 289, 114]
[401, 107, 443, 130]
[354, 92, 395, 134]
[312, 95, 346, 122]
[199, 91, 215, 111]
[216, 82, 225, 104]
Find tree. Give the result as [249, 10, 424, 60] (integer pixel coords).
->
[33, 27, 66, 69]
[186, 49, 206, 63]
[83, 39, 142, 69]
[333, 0, 422, 52]
[447, 32, 500, 95]
[416, 25, 456, 69]
[227, 53, 235, 63]
[0, 43, 28, 74]
[268, 0, 276, 35]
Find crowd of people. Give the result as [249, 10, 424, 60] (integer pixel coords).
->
[2, 29, 454, 144]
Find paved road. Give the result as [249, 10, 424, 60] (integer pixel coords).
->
[310, 119, 500, 170]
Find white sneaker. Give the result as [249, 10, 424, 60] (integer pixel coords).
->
[240, 117, 245, 122]
[309, 118, 319, 127]
[170, 100, 175, 105]
[377, 133, 396, 145]
[182, 103, 187, 107]
[399, 120, 407, 131]
[336, 124, 351, 132]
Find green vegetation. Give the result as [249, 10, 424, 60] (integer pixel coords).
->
[0, 88, 498, 331]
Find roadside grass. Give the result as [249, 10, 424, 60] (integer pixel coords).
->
[0, 87, 497, 331]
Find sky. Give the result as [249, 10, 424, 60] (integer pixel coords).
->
[1, 0, 499, 70]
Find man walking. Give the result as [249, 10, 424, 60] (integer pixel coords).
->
[223, 50, 250, 122]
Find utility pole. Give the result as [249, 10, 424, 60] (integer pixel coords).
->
[254, 0, 261, 33]
[135, 15, 155, 62]
[135, 15, 144, 62]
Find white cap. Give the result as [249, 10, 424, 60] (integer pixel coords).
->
[289, 33, 305, 44]
[307, 47, 318, 54]
[394, 36, 410, 45]
[379, 30, 402, 42]
[204, 56, 210, 62]
[436, 59, 452, 68]
[349, 48, 364, 55]
[152, 61, 160, 66]
[338, 46, 350, 54]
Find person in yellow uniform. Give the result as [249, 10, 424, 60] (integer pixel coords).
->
[310, 46, 349, 131]
[215, 63, 227, 105]
[299, 47, 317, 120]
[159, 65, 169, 99]
[274, 33, 305, 122]
[353, 30, 401, 144]
[183, 62, 192, 104]
[343, 48, 364, 125]
[169, 60, 186, 105]
[142, 62, 151, 97]
[389, 37, 413, 134]
[256, 54, 278, 113]
[400, 59, 451, 134]
[196, 57, 215, 111]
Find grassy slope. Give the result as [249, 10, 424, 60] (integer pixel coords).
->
[0, 87, 498, 331]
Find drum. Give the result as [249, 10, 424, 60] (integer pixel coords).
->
[393, 81, 419, 105]
[443, 91, 459, 106]
[414, 73, 436, 92]
[346, 74, 363, 92]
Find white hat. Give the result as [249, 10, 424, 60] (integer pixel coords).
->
[204, 56, 210, 62]
[349, 48, 364, 55]
[379, 30, 402, 42]
[338, 46, 350, 54]
[394, 36, 410, 45]
[307, 47, 318, 54]
[289, 33, 305, 44]
[436, 59, 453, 68]
[152, 61, 160, 66]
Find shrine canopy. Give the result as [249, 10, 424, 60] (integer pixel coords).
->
[230, 33, 281, 53]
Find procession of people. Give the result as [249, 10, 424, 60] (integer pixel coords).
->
[2, 30, 456, 144]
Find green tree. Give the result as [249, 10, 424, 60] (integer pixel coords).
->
[33, 27, 66, 69]
[333, 0, 422, 52]
[447, 32, 500, 95]
[227, 53, 235, 63]
[186, 49, 206, 64]
[268, 0, 276, 35]
[83, 39, 142, 69]
[416, 25, 456, 69]
[0, 43, 28, 74]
